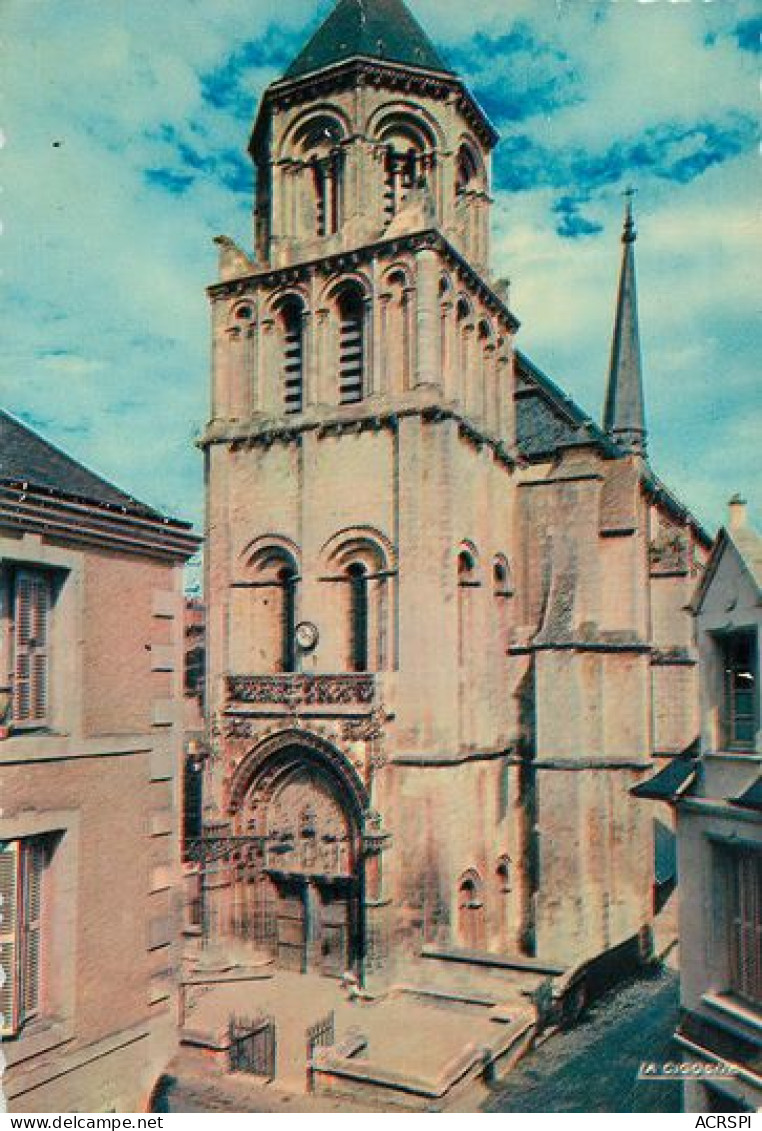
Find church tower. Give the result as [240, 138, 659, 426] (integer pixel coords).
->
[201, 0, 705, 989]
[203, 0, 520, 981]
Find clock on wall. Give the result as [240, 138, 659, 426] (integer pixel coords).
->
[295, 621, 319, 652]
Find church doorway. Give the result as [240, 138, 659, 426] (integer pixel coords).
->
[234, 739, 364, 978]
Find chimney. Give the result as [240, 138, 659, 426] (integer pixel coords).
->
[728, 494, 748, 533]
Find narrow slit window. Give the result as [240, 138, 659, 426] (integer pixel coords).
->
[348, 563, 369, 673]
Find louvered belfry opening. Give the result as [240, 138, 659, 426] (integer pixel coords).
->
[281, 298, 305, 415]
[337, 286, 365, 404]
[383, 148, 420, 223]
[12, 569, 50, 728]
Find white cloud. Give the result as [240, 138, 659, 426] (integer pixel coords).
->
[0, 0, 759, 542]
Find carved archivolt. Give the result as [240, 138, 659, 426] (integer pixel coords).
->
[227, 726, 370, 824]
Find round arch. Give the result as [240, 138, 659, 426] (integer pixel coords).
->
[278, 104, 352, 160]
[365, 101, 445, 152]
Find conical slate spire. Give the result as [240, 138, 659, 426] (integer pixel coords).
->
[603, 196, 648, 456]
[284, 0, 452, 80]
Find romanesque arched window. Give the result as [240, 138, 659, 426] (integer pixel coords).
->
[493, 555, 513, 597]
[377, 115, 436, 223]
[321, 527, 396, 673]
[293, 115, 345, 237]
[457, 869, 485, 950]
[496, 854, 512, 893]
[455, 144, 480, 200]
[456, 296, 474, 387]
[237, 540, 300, 674]
[454, 141, 487, 260]
[348, 562, 369, 673]
[278, 563, 298, 673]
[477, 318, 495, 422]
[457, 546, 478, 667]
[383, 268, 412, 392]
[277, 296, 305, 415]
[337, 284, 366, 404]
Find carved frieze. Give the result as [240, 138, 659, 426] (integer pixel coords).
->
[227, 673, 376, 708]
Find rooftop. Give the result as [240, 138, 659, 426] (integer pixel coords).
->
[284, 0, 453, 81]
[0, 408, 176, 524]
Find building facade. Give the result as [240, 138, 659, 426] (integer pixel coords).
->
[0, 411, 198, 1112]
[200, 0, 710, 988]
[639, 499, 760, 1113]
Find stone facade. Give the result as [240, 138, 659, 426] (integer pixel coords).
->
[674, 501, 760, 1113]
[0, 412, 198, 1111]
[200, 0, 710, 989]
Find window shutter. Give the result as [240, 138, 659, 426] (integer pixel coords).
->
[21, 841, 43, 1019]
[13, 571, 50, 727]
[0, 841, 20, 1037]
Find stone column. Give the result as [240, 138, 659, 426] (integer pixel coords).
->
[484, 341, 497, 435]
[314, 308, 331, 407]
[415, 247, 441, 389]
[377, 292, 391, 396]
[302, 308, 314, 408]
[441, 299, 454, 402]
[259, 317, 276, 416]
[363, 294, 375, 397]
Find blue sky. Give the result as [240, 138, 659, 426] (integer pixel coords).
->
[2, 0, 759, 574]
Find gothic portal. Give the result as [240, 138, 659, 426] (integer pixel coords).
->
[201, 0, 710, 985]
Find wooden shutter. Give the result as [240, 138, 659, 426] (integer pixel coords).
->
[21, 841, 43, 1019]
[729, 849, 762, 1006]
[13, 570, 50, 727]
[0, 841, 20, 1037]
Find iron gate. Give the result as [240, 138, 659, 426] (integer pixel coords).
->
[229, 1014, 277, 1079]
[305, 1009, 335, 1092]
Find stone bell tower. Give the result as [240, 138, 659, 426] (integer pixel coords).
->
[201, 0, 683, 989]
[202, 0, 523, 982]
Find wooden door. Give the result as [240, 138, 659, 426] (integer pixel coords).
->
[276, 886, 306, 972]
[318, 888, 351, 977]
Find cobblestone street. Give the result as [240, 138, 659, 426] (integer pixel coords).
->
[483, 968, 683, 1114]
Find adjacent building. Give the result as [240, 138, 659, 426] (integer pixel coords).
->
[0, 410, 198, 1112]
[639, 498, 761, 1113]
[199, 0, 710, 991]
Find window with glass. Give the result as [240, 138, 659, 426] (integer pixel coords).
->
[720, 631, 758, 749]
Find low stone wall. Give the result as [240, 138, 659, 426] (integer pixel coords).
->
[311, 1014, 535, 1111]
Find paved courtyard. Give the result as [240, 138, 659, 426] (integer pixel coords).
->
[180, 965, 525, 1091]
[164, 966, 683, 1113]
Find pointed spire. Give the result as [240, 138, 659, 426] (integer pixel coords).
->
[284, 0, 452, 81]
[603, 191, 648, 457]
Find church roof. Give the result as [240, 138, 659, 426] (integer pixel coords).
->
[0, 408, 166, 521]
[284, 0, 453, 80]
[515, 350, 618, 460]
